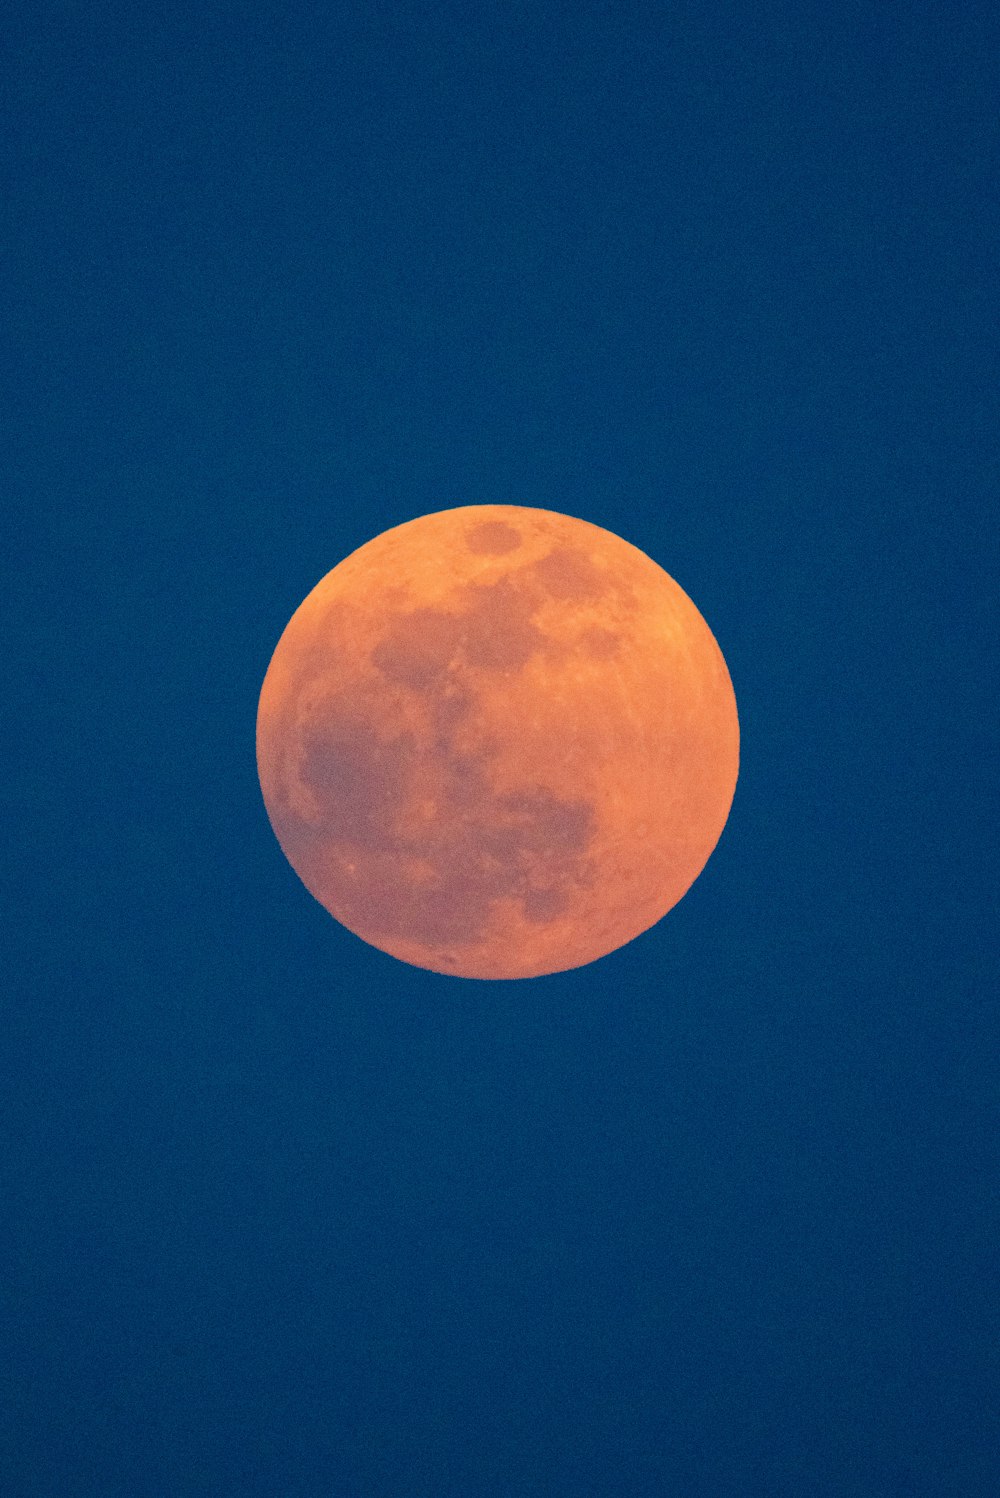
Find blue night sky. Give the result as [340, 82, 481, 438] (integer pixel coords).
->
[4, 1, 997, 1494]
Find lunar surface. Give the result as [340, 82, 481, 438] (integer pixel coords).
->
[256, 505, 739, 979]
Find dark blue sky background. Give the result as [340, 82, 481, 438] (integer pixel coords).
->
[4, 1, 997, 1494]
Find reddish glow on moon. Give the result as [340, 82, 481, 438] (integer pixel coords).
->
[256, 505, 739, 979]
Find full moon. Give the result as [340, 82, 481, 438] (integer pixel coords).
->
[256, 505, 739, 979]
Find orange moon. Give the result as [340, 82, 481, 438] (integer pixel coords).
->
[256, 505, 739, 979]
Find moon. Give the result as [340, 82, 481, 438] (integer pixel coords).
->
[256, 505, 739, 979]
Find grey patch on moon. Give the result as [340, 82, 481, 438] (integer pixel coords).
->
[459, 576, 546, 672]
[532, 546, 608, 601]
[299, 711, 412, 849]
[371, 577, 547, 684]
[522, 886, 569, 922]
[291, 670, 597, 951]
[429, 680, 475, 743]
[578, 624, 621, 659]
[370, 606, 463, 689]
[465, 520, 523, 555]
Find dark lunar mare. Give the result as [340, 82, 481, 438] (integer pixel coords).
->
[289, 566, 601, 953]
